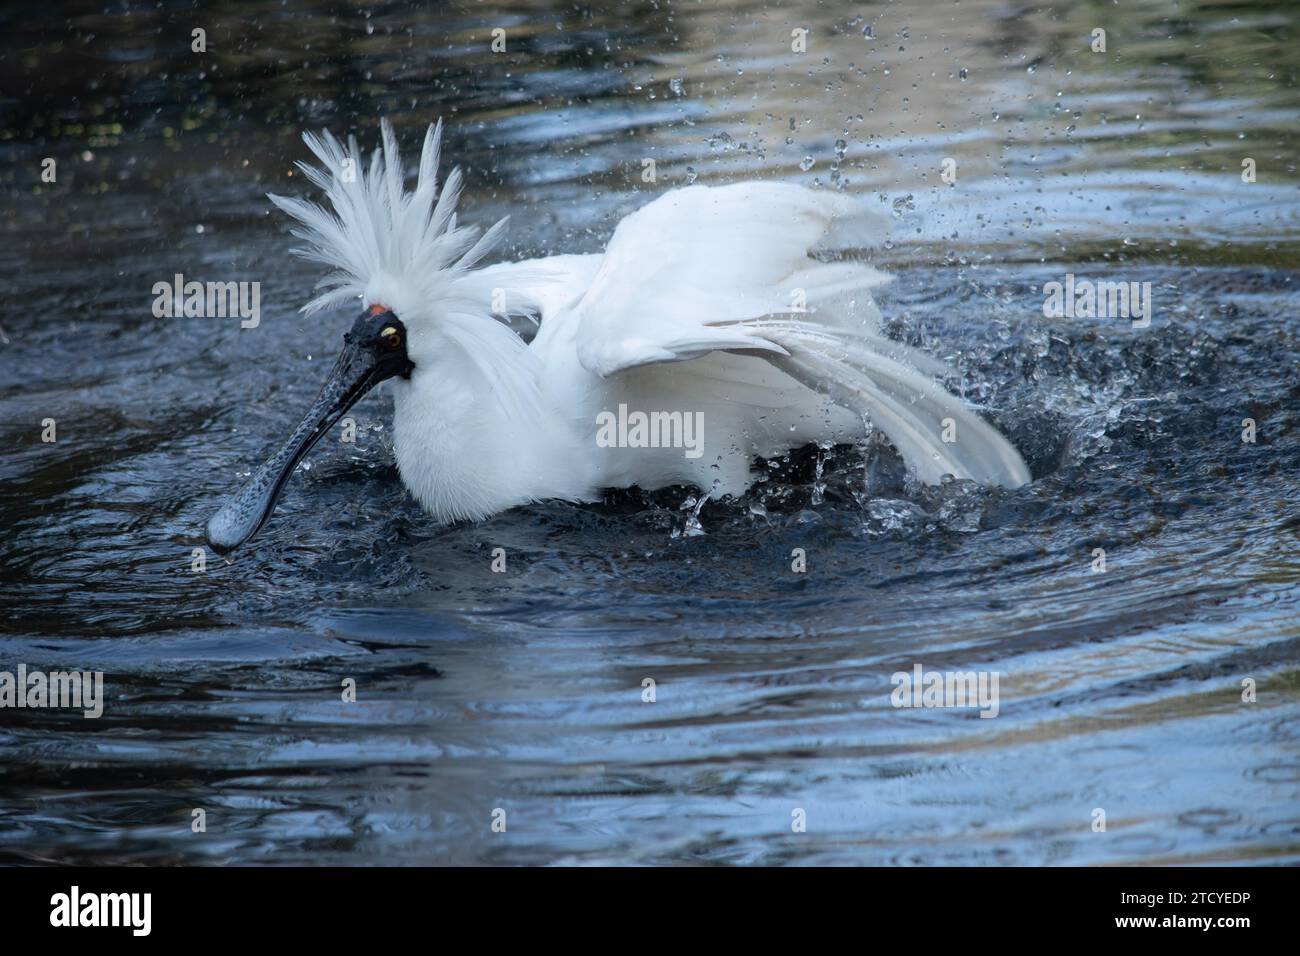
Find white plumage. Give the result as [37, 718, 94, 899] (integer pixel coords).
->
[268, 120, 1030, 525]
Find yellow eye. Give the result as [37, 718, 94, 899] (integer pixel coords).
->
[380, 326, 402, 350]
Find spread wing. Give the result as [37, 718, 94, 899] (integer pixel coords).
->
[557, 181, 1030, 488]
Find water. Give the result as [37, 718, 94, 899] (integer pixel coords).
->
[3, 0, 1299, 865]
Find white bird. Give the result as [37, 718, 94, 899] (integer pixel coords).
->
[206, 120, 1030, 552]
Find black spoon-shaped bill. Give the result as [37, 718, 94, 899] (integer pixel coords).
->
[205, 309, 412, 554]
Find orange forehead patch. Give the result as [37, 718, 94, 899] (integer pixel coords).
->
[368, 303, 390, 315]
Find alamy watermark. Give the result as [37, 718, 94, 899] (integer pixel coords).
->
[50, 886, 150, 936]
[151, 273, 260, 328]
[890, 663, 1000, 718]
[595, 404, 705, 459]
[1043, 273, 1151, 329]
[0, 664, 103, 718]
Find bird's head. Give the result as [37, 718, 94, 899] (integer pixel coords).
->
[205, 118, 511, 554]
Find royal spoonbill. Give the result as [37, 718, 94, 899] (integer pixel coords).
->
[206, 120, 1030, 553]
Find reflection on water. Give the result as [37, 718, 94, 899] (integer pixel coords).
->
[1, 0, 1298, 865]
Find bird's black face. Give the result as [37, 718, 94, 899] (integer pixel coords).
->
[343, 307, 415, 383]
[205, 307, 414, 554]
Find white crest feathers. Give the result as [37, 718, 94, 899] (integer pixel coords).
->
[268, 118, 509, 318]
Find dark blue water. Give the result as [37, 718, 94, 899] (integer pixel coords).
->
[2, 0, 1299, 865]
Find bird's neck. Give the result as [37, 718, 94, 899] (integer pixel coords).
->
[388, 345, 576, 523]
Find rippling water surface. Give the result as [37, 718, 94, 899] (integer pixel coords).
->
[2, 0, 1299, 865]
